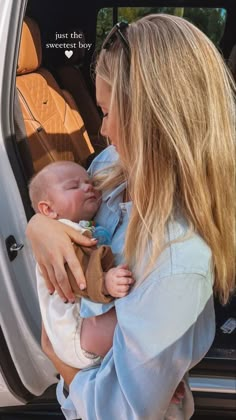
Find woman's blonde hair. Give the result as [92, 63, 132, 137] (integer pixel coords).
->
[95, 14, 235, 304]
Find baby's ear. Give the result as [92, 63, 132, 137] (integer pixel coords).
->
[37, 201, 57, 219]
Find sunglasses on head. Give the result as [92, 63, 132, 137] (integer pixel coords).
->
[103, 21, 130, 56]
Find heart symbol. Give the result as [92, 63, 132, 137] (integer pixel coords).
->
[65, 50, 73, 59]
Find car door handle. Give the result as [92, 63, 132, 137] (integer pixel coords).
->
[5, 235, 24, 261]
[9, 243, 24, 252]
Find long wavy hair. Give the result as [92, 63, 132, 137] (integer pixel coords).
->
[95, 14, 235, 304]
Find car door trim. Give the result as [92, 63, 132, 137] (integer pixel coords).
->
[190, 376, 236, 394]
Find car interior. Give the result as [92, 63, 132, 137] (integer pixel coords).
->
[3, 0, 236, 416]
[15, 15, 107, 175]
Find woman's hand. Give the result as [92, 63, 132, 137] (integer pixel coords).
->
[41, 323, 79, 386]
[26, 214, 97, 302]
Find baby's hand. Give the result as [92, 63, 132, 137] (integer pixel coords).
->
[104, 264, 135, 298]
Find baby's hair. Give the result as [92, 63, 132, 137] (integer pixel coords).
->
[29, 167, 50, 213]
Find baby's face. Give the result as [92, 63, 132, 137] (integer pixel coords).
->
[48, 164, 100, 222]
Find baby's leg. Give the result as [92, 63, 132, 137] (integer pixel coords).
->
[80, 307, 117, 357]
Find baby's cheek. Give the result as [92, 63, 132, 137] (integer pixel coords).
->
[94, 189, 102, 200]
[75, 190, 85, 202]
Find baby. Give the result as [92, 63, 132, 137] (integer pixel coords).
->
[29, 161, 134, 368]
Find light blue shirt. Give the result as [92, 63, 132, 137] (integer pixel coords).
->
[57, 146, 215, 419]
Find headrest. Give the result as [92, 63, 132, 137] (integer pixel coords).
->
[17, 17, 42, 75]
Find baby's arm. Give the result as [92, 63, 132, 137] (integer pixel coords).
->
[103, 264, 135, 298]
[80, 307, 117, 357]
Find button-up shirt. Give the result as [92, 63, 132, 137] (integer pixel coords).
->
[57, 146, 215, 419]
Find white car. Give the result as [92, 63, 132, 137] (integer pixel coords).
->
[0, 0, 235, 418]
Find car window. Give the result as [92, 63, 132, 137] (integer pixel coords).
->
[96, 7, 227, 50]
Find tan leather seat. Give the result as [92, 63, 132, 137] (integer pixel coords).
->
[57, 64, 105, 152]
[16, 17, 94, 173]
[44, 29, 107, 153]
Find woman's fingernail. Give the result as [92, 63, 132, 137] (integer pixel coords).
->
[70, 300, 75, 304]
[64, 299, 68, 304]
[79, 284, 86, 290]
[91, 238, 97, 242]
[49, 292, 54, 295]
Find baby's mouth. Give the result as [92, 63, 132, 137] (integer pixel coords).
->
[86, 194, 97, 201]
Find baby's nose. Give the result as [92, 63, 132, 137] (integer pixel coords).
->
[82, 182, 94, 192]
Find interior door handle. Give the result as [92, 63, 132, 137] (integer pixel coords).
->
[5, 235, 24, 261]
[9, 243, 24, 252]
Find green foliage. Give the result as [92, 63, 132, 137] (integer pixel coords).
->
[173, 8, 184, 17]
[183, 8, 225, 46]
[96, 8, 113, 50]
[96, 6, 226, 50]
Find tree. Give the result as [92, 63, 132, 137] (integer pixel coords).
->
[183, 8, 225, 46]
[96, 6, 226, 50]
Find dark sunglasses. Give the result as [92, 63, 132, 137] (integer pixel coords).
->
[103, 21, 130, 55]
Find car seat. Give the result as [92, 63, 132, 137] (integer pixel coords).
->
[43, 28, 107, 154]
[16, 17, 94, 173]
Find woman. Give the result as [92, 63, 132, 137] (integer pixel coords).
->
[27, 14, 235, 419]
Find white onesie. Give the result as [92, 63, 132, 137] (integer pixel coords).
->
[36, 219, 102, 369]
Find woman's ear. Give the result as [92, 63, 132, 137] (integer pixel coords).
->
[37, 201, 57, 219]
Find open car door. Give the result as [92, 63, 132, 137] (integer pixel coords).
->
[0, 0, 58, 411]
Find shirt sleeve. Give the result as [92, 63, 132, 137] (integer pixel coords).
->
[57, 271, 215, 420]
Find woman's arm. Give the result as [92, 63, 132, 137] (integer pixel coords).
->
[26, 214, 97, 302]
[57, 272, 215, 420]
[43, 318, 185, 402]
